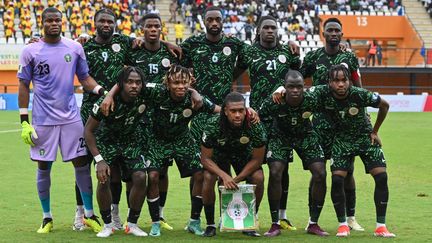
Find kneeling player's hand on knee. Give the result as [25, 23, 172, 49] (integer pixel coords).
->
[96, 161, 110, 184]
[222, 175, 238, 190]
[21, 121, 37, 146]
[370, 132, 382, 146]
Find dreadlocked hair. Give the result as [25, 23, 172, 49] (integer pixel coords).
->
[117, 66, 146, 90]
[254, 15, 281, 48]
[162, 64, 194, 87]
[220, 92, 249, 138]
[328, 63, 350, 83]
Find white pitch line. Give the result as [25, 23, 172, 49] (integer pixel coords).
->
[0, 129, 21, 134]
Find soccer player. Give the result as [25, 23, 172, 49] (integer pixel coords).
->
[77, 8, 134, 231]
[259, 70, 328, 237]
[144, 64, 220, 237]
[300, 17, 364, 232]
[236, 15, 301, 231]
[129, 13, 180, 231]
[201, 92, 267, 237]
[314, 64, 394, 238]
[18, 7, 102, 233]
[84, 66, 150, 238]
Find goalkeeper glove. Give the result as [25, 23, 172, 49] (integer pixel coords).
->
[21, 121, 38, 146]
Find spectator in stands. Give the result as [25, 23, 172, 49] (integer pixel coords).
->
[296, 26, 307, 41]
[119, 14, 133, 36]
[359, 0, 369, 11]
[4, 14, 15, 43]
[62, 14, 67, 36]
[20, 15, 32, 42]
[73, 14, 84, 39]
[351, 0, 361, 10]
[243, 19, 254, 42]
[375, 0, 384, 11]
[160, 21, 169, 41]
[367, 39, 378, 67]
[169, 0, 177, 23]
[174, 20, 185, 45]
[377, 42, 383, 66]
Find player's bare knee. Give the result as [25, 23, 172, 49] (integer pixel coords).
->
[369, 166, 386, 176]
[148, 171, 160, 184]
[132, 171, 147, 186]
[249, 170, 264, 185]
[193, 170, 204, 182]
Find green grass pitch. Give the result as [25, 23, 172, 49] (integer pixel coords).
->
[0, 111, 431, 242]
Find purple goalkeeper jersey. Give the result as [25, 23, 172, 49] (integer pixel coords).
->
[17, 37, 90, 125]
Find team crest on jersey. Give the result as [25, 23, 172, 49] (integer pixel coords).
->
[183, 109, 192, 117]
[138, 104, 146, 113]
[302, 111, 312, 119]
[348, 107, 359, 115]
[39, 149, 45, 156]
[223, 46, 231, 56]
[112, 43, 121, 52]
[162, 58, 170, 67]
[64, 54, 72, 63]
[239, 136, 250, 144]
[278, 55, 286, 63]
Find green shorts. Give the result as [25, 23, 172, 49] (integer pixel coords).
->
[215, 157, 263, 181]
[331, 133, 387, 173]
[266, 131, 325, 170]
[145, 133, 202, 178]
[97, 137, 148, 182]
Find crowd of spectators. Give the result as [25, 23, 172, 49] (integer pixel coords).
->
[0, 0, 407, 44]
[0, 0, 161, 43]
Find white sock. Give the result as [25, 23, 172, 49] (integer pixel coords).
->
[159, 206, 164, 219]
[112, 204, 119, 212]
[376, 223, 386, 229]
[128, 222, 136, 227]
[309, 218, 317, 225]
[84, 209, 94, 218]
[279, 209, 287, 220]
[347, 216, 355, 221]
[76, 205, 84, 214]
[339, 221, 348, 226]
[43, 212, 52, 219]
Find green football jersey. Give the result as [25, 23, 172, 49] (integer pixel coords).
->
[91, 94, 148, 140]
[300, 47, 360, 86]
[83, 34, 134, 105]
[180, 34, 245, 105]
[150, 89, 216, 139]
[259, 90, 321, 137]
[128, 43, 179, 83]
[201, 115, 267, 160]
[237, 43, 301, 110]
[310, 85, 381, 137]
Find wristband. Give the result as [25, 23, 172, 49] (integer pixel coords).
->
[19, 108, 29, 123]
[94, 154, 104, 163]
[92, 85, 106, 96]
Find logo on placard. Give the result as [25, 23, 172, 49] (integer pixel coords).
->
[227, 198, 249, 220]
